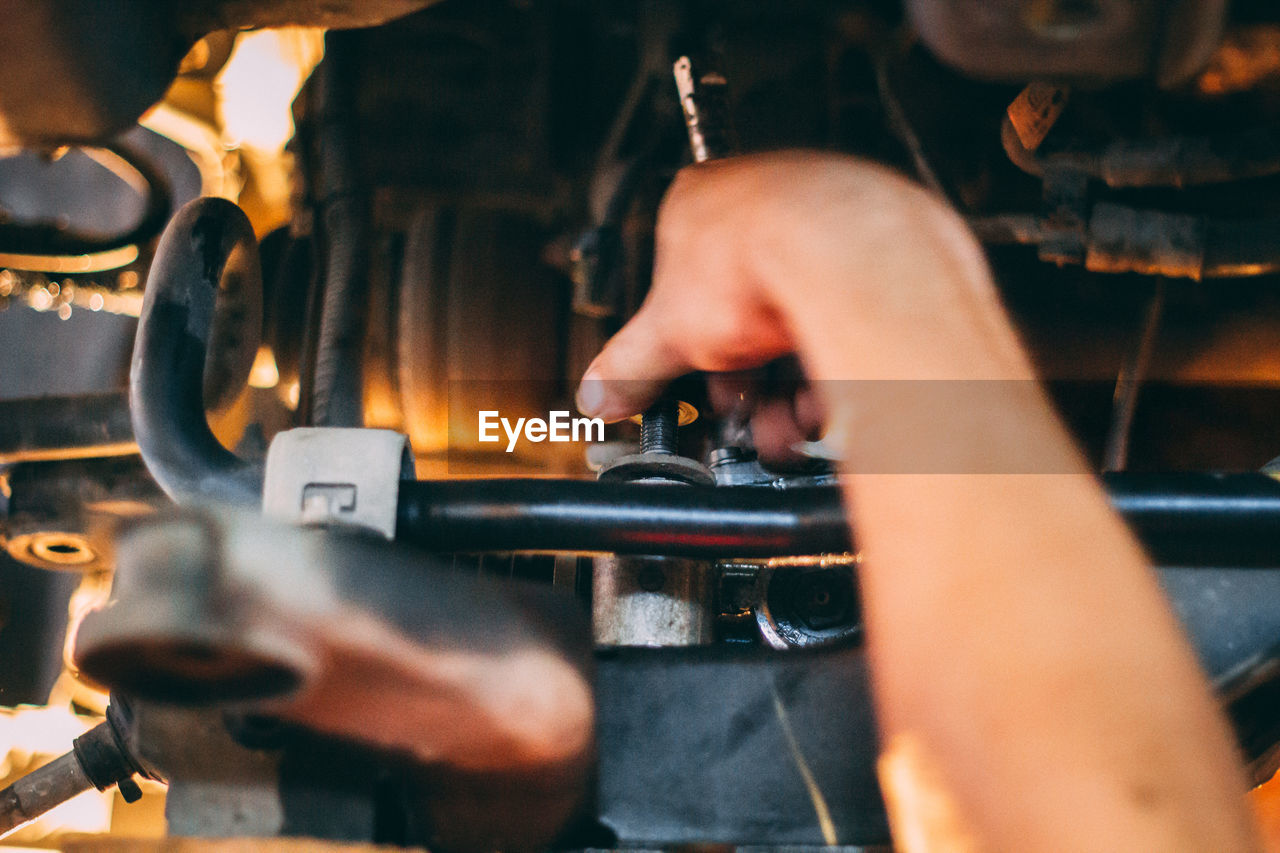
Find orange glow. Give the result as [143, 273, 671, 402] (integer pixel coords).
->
[217, 28, 324, 154]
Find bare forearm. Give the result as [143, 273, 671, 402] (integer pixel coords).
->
[779, 211, 1259, 851]
[576, 151, 1261, 850]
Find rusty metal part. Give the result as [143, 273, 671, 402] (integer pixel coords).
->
[593, 555, 714, 647]
[0, 703, 156, 840]
[979, 200, 1280, 280]
[1002, 112, 1280, 188]
[0, 751, 93, 839]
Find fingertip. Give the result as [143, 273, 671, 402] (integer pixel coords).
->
[575, 364, 639, 424]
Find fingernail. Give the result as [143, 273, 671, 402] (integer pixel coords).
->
[576, 367, 606, 417]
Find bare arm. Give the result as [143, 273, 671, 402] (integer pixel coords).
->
[577, 151, 1261, 852]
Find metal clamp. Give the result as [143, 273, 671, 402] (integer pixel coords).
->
[262, 428, 413, 538]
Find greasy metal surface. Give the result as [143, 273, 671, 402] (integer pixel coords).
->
[596, 644, 889, 845]
[593, 555, 714, 646]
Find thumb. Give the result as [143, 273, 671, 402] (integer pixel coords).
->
[575, 310, 692, 423]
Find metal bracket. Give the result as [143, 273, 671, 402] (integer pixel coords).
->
[262, 428, 413, 538]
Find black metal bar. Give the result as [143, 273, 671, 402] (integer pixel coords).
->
[396, 479, 852, 557]
[397, 474, 1280, 565]
[130, 197, 263, 506]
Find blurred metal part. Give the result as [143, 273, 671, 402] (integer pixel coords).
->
[1102, 280, 1165, 472]
[396, 479, 853, 557]
[907, 0, 1227, 88]
[130, 196, 264, 507]
[593, 555, 714, 647]
[1001, 111, 1280, 188]
[75, 505, 594, 783]
[709, 446, 775, 486]
[305, 35, 371, 430]
[394, 207, 566, 460]
[2, 455, 161, 574]
[0, 392, 135, 466]
[0, 751, 94, 839]
[0, 1, 439, 149]
[131, 706, 286, 839]
[0, 703, 157, 840]
[262, 427, 412, 538]
[977, 200, 1280, 279]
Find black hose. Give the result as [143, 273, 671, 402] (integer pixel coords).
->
[396, 474, 1280, 566]
[130, 197, 263, 506]
[307, 35, 370, 428]
[0, 142, 172, 259]
[396, 479, 852, 557]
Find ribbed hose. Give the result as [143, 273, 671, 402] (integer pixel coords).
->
[307, 35, 369, 428]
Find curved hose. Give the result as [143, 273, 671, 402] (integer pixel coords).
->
[0, 142, 172, 259]
[130, 197, 263, 506]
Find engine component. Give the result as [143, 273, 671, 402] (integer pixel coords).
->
[74, 507, 594, 848]
[907, 0, 1228, 87]
[755, 556, 862, 650]
[262, 427, 413, 538]
[593, 555, 714, 646]
[0, 0, 439, 149]
[130, 196, 264, 507]
[0, 702, 155, 840]
[0, 392, 134, 466]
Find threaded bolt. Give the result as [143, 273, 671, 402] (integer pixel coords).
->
[640, 398, 680, 455]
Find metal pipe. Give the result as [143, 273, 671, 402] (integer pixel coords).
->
[0, 750, 94, 839]
[396, 474, 1280, 566]
[130, 197, 263, 506]
[396, 479, 852, 557]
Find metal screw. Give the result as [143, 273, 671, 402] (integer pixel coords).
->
[640, 398, 679, 454]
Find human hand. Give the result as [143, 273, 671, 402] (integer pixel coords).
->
[574, 150, 1022, 463]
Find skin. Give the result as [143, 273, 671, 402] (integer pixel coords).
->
[576, 151, 1262, 852]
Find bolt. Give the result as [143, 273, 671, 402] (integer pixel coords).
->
[640, 397, 680, 455]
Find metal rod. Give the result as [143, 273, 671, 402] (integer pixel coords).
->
[0, 750, 94, 840]
[397, 474, 1280, 566]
